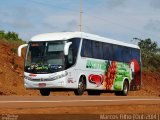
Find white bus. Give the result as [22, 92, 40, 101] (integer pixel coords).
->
[18, 32, 141, 96]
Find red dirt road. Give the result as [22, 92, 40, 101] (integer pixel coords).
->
[0, 96, 159, 120]
[0, 96, 160, 108]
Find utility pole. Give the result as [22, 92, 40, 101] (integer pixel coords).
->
[79, 0, 83, 32]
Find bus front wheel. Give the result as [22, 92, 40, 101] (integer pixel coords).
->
[74, 77, 86, 96]
[40, 89, 50, 96]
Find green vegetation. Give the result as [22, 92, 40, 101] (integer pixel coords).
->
[11, 48, 17, 54]
[0, 30, 26, 55]
[0, 30, 25, 44]
[137, 38, 160, 71]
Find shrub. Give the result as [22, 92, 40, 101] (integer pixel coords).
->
[138, 38, 160, 71]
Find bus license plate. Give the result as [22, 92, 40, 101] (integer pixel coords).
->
[38, 83, 46, 87]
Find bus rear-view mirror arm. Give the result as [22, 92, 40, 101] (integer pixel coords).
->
[64, 42, 72, 55]
[18, 44, 28, 57]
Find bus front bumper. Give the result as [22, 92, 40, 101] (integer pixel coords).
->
[24, 78, 66, 89]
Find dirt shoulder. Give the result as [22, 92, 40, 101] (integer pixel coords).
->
[0, 105, 159, 115]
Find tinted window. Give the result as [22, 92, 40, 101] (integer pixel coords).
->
[122, 47, 131, 63]
[68, 38, 81, 65]
[81, 39, 92, 57]
[99, 42, 104, 59]
[115, 45, 123, 62]
[81, 39, 138, 63]
[105, 44, 132, 63]
[103, 43, 113, 60]
[69, 38, 80, 56]
[92, 41, 103, 59]
[112, 45, 118, 61]
[131, 48, 140, 62]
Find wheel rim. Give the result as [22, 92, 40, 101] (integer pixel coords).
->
[78, 81, 84, 91]
[124, 84, 128, 94]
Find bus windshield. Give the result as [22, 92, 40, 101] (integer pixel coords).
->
[25, 41, 66, 74]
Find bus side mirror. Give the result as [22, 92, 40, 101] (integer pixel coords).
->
[18, 44, 28, 57]
[64, 42, 72, 55]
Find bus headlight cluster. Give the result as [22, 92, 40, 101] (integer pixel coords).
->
[24, 76, 32, 80]
[24, 71, 68, 81]
[50, 71, 68, 80]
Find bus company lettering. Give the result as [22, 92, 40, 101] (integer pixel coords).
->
[29, 64, 49, 70]
[86, 60, 106, 70]
[67, 78, 74, 83]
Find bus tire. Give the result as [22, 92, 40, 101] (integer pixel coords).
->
[74, 76, 86, 96]
[115, 80, 129, 96]
[40, 89, 50, 96]
[88, 90, 101, 96]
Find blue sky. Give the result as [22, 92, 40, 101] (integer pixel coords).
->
[0, 0, 160, 46]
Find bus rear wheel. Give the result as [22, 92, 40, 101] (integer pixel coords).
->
[40, 89, 50, 96]
[115, 80, 129, 96]
[74, 77, 86, 96]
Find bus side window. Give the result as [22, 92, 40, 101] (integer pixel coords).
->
[128, 48, 132, 62]
[99, 42, 103, 59]
[68, 38, 80, 65]
[116, 46, 123, 62]
[131, 48, 140, 62]
[92, 41, 103, 59]
[81, 39, 92, 58]
[123, 47, 131, 63]
[102, 43, 107, 60]
[112, 45, 119, 61]
[103, 43, 112, 60]
[109, 44, 113, 60]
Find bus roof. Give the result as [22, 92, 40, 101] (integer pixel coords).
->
[31, 32, 139, 49]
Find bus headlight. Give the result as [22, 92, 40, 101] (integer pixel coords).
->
[24, 76, 32, 80]
[24, 71, 68, 81]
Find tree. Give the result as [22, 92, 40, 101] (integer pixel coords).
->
[0, 30, 5, 38]
[137, 38, 160, 70]
[138, 38, 157, 57]
[5, 31, 19, 41]
[0, 30, 25, 44]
